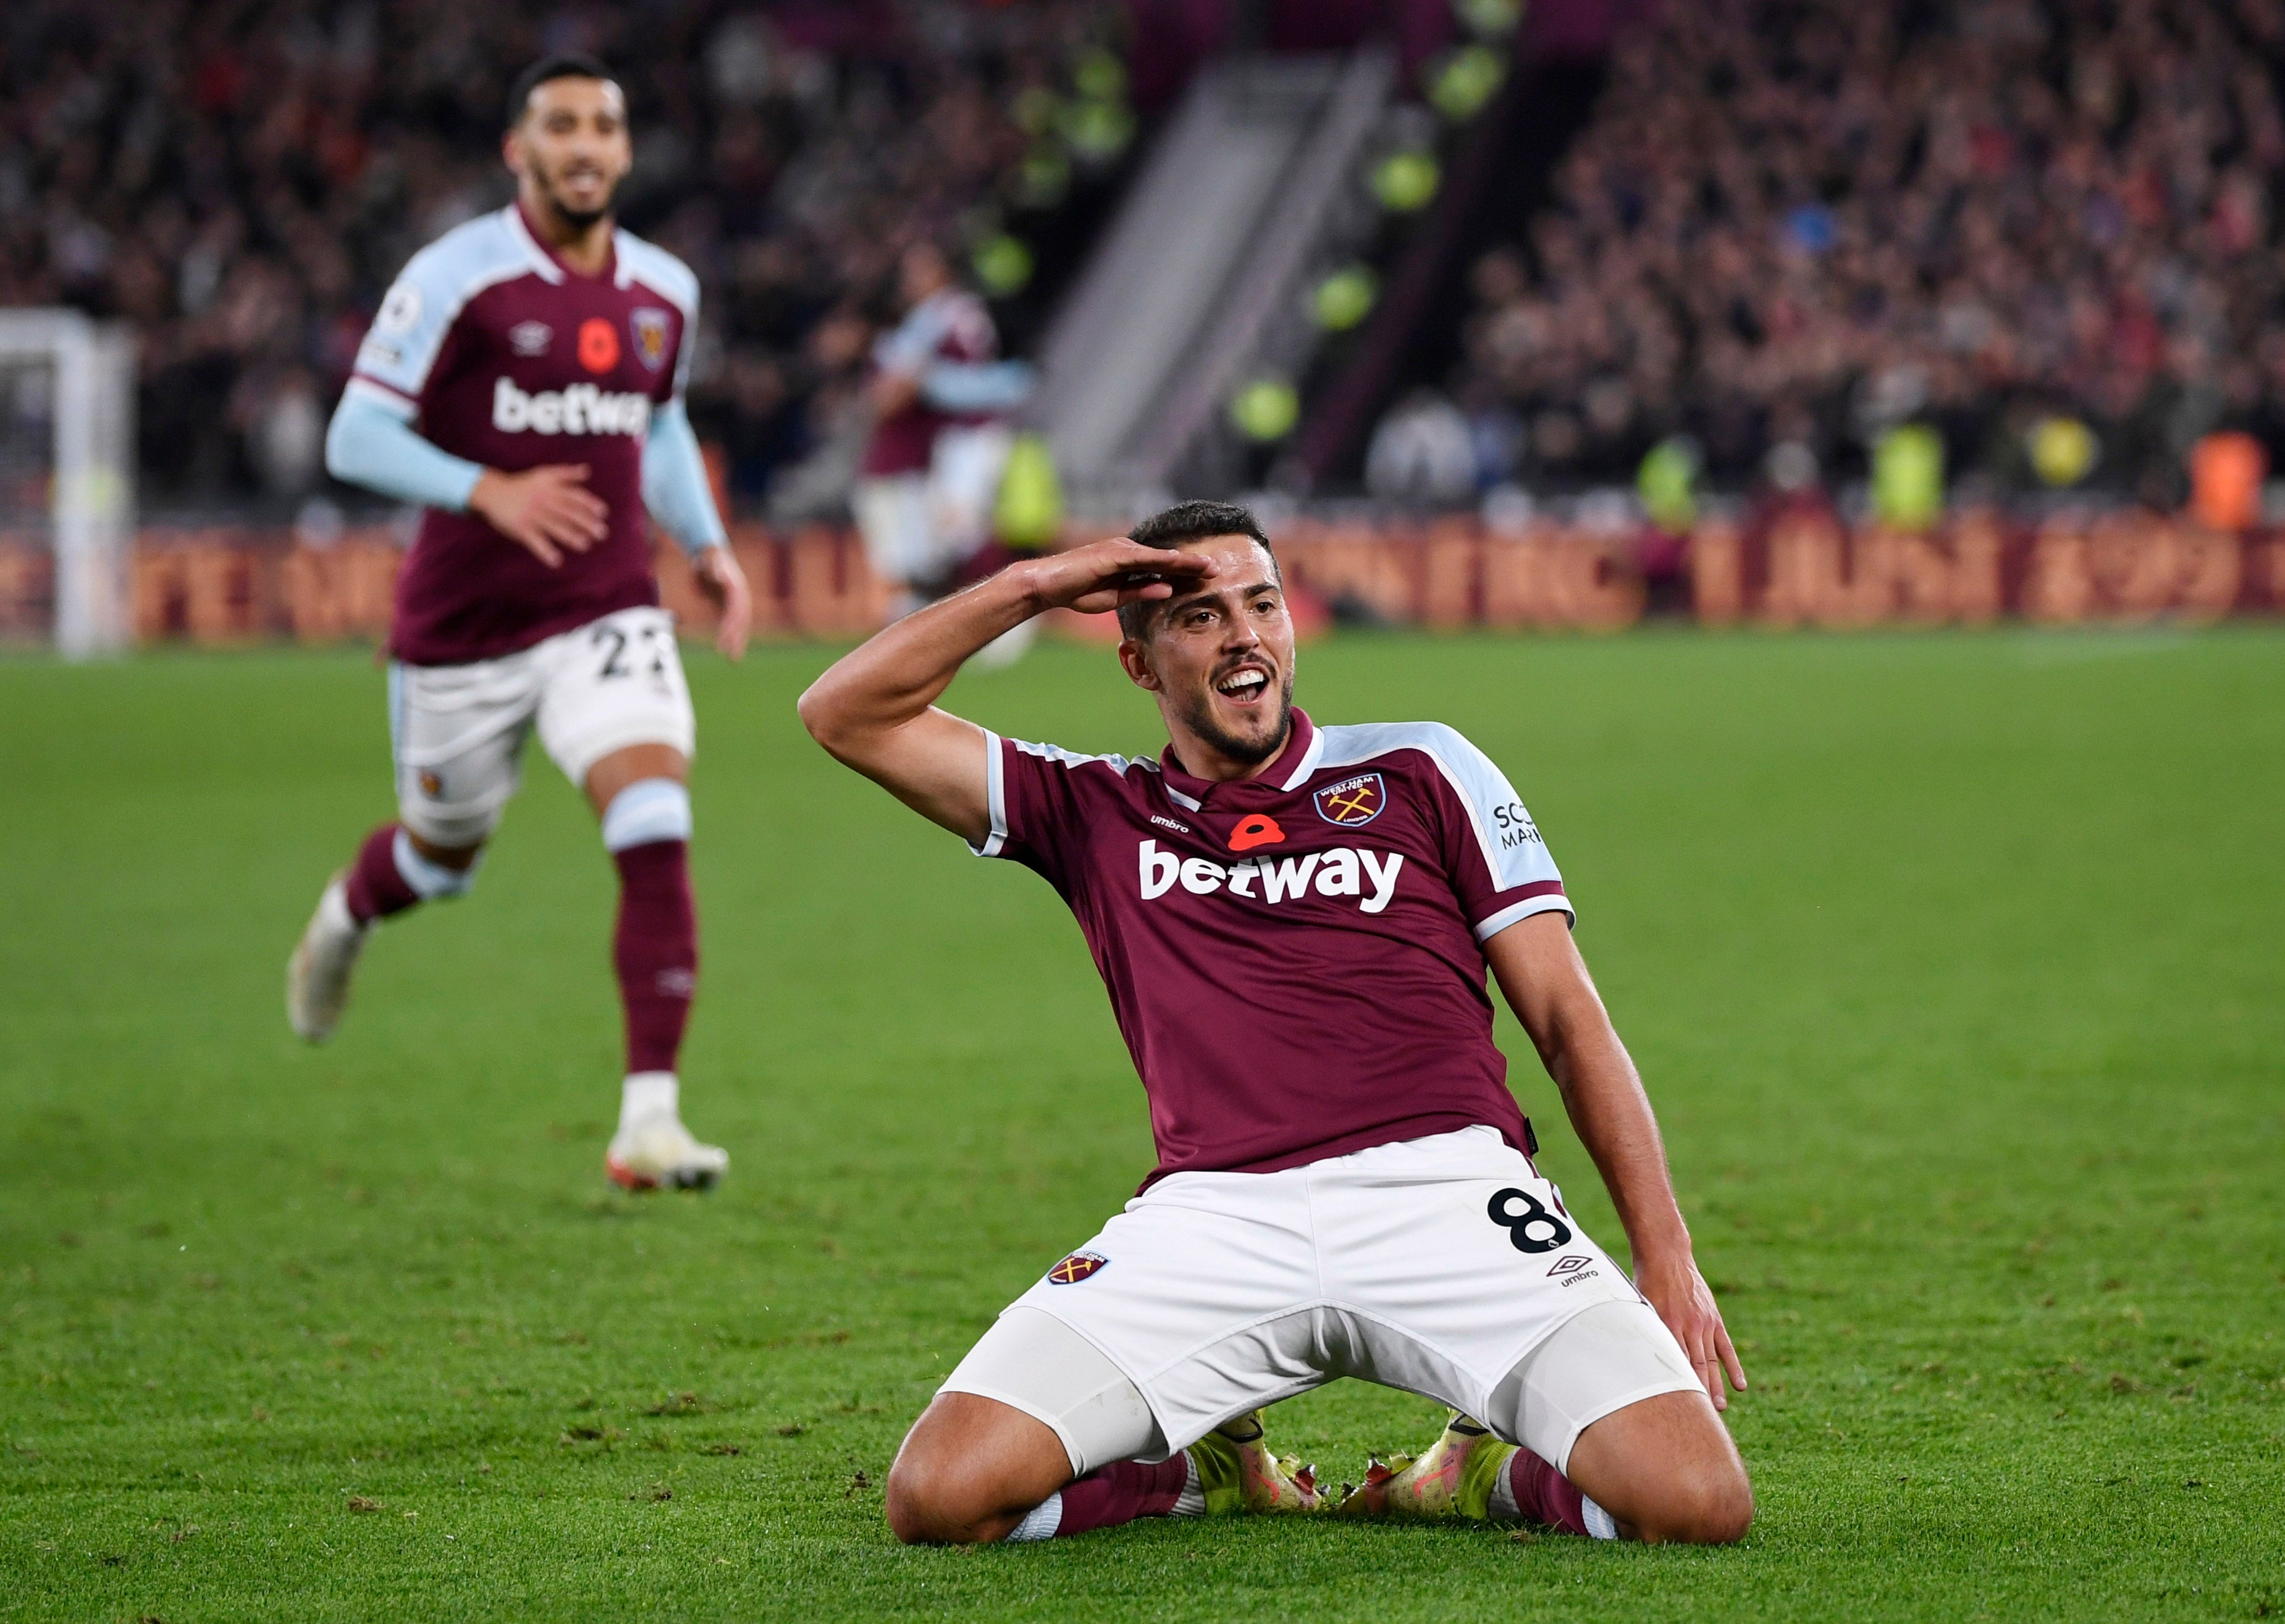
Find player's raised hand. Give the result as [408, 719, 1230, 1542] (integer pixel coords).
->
[692, 544, 752, 662]
[470, 464, 610, 568]
[1636, 1250, 1748, 1411]
[1024, 537, 1216, 617]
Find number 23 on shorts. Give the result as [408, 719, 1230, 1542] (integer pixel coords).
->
[591, 618, 670, 684]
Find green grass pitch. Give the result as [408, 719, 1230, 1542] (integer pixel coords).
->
[2, 626, 2281, 1621]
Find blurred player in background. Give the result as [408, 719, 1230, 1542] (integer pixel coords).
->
[854, 240, 1033, 660]
[799, 502, 1751, 1546]
[285, 54, 753, 1192]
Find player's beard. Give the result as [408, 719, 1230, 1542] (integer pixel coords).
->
[1177, 665, 1295, 767]
[532, 158, 616, 232]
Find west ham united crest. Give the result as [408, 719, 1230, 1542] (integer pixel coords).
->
[630, 308, 670, 371]
[1313, 772, 1386, 827]
[1047, 1251, 1109, 1285]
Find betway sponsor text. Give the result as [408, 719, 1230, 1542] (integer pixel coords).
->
[1137, 839, 1404, 914]
[491, 376, 652, 437]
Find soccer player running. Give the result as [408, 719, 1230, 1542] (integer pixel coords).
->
[799, 502, 1752, 1545]
[286, 55, 752, 1192]
[852, 242, 1022, 620]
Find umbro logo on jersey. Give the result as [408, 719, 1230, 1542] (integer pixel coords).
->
[508, 320, 552, 356]
[1314, 773, 1386, 827]
[1138, 839, 1403, 914]
[1048, 1252, 1108, 1284]
[492, 377, 652, 437]
[1547, 1255, 1591, 1277]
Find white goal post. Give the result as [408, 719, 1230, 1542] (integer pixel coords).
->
[0, 309, 135, 658]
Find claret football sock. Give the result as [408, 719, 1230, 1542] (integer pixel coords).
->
[1003, 1455, 1197, 1542]
[611, 839, 698, 1074]
[344, 824, 478, 922]
[343, 824, 422, 923]
[1491, 1445, 1618, 1539]
[1003, 1410, 1334, 1541]
[602, 839, 724, 1192]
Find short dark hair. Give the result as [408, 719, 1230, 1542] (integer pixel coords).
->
[1116, 500, 1278, 640]
[507, 53, 617, 130]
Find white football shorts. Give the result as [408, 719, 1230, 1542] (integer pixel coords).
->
[926, 422, 1012, 560]
[944, 1126, 1699, 1466]
[851, 473, 935, 589]
[852, 425, 1011, 594]
[388, 605, 694, 847]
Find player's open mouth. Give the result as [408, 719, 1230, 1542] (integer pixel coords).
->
[1214, 664, 1272, 705]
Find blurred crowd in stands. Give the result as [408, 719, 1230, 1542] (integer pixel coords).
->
[0, 0, 1123, 511]
[13, 0, 2285, 520]
[1442, 0, 2285, 507]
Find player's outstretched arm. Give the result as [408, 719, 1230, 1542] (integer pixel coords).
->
[797, 539, 1214, 843]
[1484, 913, 1748, 1410]
[323, 392, 605, 567]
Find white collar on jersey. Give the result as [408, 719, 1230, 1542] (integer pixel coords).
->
[502, 205, 566, 285]
[1277, 723, 1327, 791]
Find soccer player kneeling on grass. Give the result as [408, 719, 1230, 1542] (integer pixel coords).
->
[284, 55, 752, 1192]
[797, 501, 1753, 1545]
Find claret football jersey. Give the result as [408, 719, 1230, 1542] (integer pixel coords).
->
[972, 708, 1573, 1189]
[345, 203, 697, 665]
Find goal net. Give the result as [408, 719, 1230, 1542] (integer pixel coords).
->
[0, 311, 134, 657]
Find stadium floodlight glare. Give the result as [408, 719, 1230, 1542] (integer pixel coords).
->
[1313, 264, 1379, 331]
[0, 309, 135, 659]
[1230, 377, 1300, 442]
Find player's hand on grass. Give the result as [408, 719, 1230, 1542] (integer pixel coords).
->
[1637, 1250, 1748, 1411]
[1022, 537, 1216, 617]
[693, 544, 752, 662]
[470, 464, 609, 568]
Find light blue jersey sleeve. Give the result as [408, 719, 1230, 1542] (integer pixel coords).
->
[614, 232, 726, 557]
[920, 360, 1033, 414]
[641, 397, 727, 556]
[351, 211, 526, 405]
[330, 210, 529, 510]
[324, 388, 483, 511]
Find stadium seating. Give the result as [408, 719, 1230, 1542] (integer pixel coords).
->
[1444, 0, 2285, 500]
[0, 0, 1128, 509]
[11, 0, 2285, 518]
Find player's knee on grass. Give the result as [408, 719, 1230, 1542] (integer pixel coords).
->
[885, 1449, 998, 1544]
[884, 1433, 1027, 1546]
[886, 1392, 1077, 1546]
[1569, 1389, 1753, 1546]
[1625, 1452, 1753, 1545]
